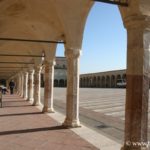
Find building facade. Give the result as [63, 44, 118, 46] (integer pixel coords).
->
[42, 57, 126, 88]
[80, 70, 126, 88]
[41, 57, 67, 87]
[54, 57, 67, 87]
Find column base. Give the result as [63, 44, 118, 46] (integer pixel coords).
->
[42, 107, 55, 113]
[19, 93, 22, 97]
[20, 94, 24, 98]
[32, 102, 41, 106]
[62, 118, 81, 128]
[27, 98, 34, 101]
[23, 97, 28, 100]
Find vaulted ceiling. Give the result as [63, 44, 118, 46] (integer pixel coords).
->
[0, 0, 149, 80]
[0, 0, 93, 79]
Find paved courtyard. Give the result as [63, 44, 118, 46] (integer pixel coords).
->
[41, 88, 150, 143]
[0, 94, 100, 150]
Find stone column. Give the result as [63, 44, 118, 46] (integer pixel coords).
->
[42, 61, 55, 113]
[19, 75, 22, 96]
[33, 66, 42, 106]
[19, 73, 24, 97]
[121, 16, 150, 150]
[17, 75, 21, 95]
[63, 49, 81, 127]
[15, 77, 19, 94]
[21, 73, 24, 97]
[28, 69, 34, 101]
[23, 72, 28, 100]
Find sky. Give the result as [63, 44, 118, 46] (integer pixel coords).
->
[56, 2, 127, 74]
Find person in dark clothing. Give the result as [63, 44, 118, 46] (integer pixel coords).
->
[9, 80, 15, 94]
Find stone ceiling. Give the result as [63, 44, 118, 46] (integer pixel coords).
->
[0, 0, 93, 79]
[0, 0, 149, 79]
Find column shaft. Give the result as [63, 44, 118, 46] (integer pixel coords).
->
[122, 17, 150, 150]
[19, 73, 24, 97]
[33, 66, 42, 106]
[28, 70, 34, 101]
[42, 61, 55, 113]
[23, 72, 28, 100]
[63, 49, 81, 127]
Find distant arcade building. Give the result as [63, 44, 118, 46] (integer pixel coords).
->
[80, 70, 126, 88]
[41, 57, 126, 88]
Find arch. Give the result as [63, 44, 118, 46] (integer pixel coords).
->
[54, 79, 59, 87]
[122, 74, 126, 81]
[106, 76, 110, 88]
[40, 73, 44, 87]
[86, 77, 89, 87]
[87, 77, 92, 87]
[64, 80, 67, 87]
[101, 76, 105, 88]
[80, 78, 83, 87]
[111, 75, 116, 88]
[84, 77, 87, 87]
[93, 76, 97, 88]
[116, 74, 121, 80]
[59, 79, 65, 87]
[116, 74, 122, 87]
[83, 77, 86, 87]
[0, 79, 6, 86]
[97, 76, 101, 88]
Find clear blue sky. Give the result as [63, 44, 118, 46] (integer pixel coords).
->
[56, 2, 127, 74]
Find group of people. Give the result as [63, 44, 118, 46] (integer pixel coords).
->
[0, 80, 15, 95]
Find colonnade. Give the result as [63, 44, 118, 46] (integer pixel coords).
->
[9, 47, 81, 128]
[80, 73, 126, 88]
[5, 3, 150, 150]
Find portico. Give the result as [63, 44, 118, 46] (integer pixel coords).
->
[0, 1, 149, 150]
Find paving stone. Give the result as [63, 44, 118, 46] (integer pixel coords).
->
[0, 94, 99, 150]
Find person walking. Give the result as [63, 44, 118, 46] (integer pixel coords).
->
[9, 80, 15, 94]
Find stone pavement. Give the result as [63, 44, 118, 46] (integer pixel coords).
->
[40, 88, 150, 142]
[0, 94, 99, 150]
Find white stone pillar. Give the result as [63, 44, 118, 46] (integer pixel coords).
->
[23, 72, 28, 100]
[21, 73, 24, 97]
[16, 75, 19, 94]
[17, 75, 21, 95]
[33, 66, 42, 106]
[18, 73, 24, 97]
[42, 60, 55, 113]
[63, 49, 81, 127]
[28, 69, 34, 101]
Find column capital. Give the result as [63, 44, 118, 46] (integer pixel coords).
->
[44, 60, 56, 66]
[124, 15, 150, 30]
[28, 69, 34, 74]
[34, 65, 42, 73]
[65, 49, 82, 59]
[24, 72, 28, 77]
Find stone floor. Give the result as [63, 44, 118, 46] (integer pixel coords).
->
[40, 88, 150, 142]
[41, 88, 125, 139]
[0, 94, 100, 150]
